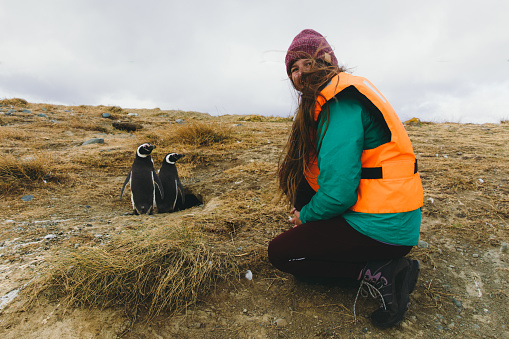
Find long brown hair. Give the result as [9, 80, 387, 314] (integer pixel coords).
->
[277, 57, 346, 206]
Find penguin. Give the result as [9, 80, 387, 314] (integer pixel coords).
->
[156, 153, 185, 213]
[120, 143, 164, 215]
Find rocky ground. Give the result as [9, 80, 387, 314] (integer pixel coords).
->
[0, 100, 507, 338]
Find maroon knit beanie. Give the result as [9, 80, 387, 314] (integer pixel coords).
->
[285, 29, 338, 76]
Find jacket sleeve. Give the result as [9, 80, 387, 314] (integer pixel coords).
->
[299, 97, 365, 224]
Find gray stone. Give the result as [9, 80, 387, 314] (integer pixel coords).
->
[37, 113, 48, 118]
[22, 109, 31, 113]
[452, 297, 462, 308]
[44, 234, 57, 240]
[500, 242, 508, 253]
[176, 119, 184, 124]
[275, 318, 288, 327]
[21, 195, 34, 202]
[82, 138, 105, 146]
[417, 240, 429, 249]
[101, 113, 111, 118]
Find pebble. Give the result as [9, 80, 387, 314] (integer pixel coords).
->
[44, 234, 57, 240]
[127, 113, 138, 117]
[500, 242, 508, 253]
[418, 240, 429, 249]
[21, 195, 34, 202]
[82, 138, 105, 146]
[472, 253, 479, 258]
[22, 109, 31, 113]
[452, 297, 462, 308]
[37, 113, 48, 118]
[101, 113, 111, 118]
[275, 318, 288, 328]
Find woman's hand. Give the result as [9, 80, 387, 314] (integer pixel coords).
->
[289, 208, 302, 227]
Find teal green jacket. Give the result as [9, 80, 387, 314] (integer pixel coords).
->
[298, 92, 421, 246]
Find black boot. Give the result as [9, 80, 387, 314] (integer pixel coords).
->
[354, 258, 420, 328]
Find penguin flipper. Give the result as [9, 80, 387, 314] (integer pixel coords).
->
[177, 182, 185, 208]
[153, 171, 164, 199]
[120, 171, 132, 200]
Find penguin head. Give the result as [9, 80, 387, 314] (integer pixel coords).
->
[164, 153, 185, 164]
[137, 143, 156, 158]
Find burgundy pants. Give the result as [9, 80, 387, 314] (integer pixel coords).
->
[268, 181, 412, 280]
[268, 216, 412, 280]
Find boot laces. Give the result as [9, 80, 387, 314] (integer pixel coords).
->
[353, 279, 388, 322]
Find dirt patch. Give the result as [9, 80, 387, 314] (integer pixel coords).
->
[0, 102, 507, 338]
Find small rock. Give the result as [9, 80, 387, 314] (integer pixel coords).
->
[472, 253, 479, 258]
[22, 109, 31, 113]
[176, 119, 184, 124]
[21, 195, 34, 202]
[478, 178, 484, 183]
[127, 113, 138, 117]
[82, 138, 105, 146]
[452, 297, 462, 308]
[500, 242, 508, 253]
[275, 318, 288, 328]
[101, 113, 111, 118]
[37, 113, 48, 118]
[418, 240, 429, 249]
[44, 234, 57, 240]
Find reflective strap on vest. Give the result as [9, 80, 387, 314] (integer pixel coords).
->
[361, 160, 418, 179]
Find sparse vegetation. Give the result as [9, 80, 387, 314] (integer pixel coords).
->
[0, 154, 49, 193]
[145, 121, 234, 147]
[25, 225, 238, 320]
[0, 98, 28, 107]
[239, 115, 293, 123]
[0, 102, 507, 338]
[173, 121, 233, 146]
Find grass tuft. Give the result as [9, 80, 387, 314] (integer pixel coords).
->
[174, 121, 233, 146]
[0, 98, 28, 107]
[144, 121, 233, 147]
[24, 225, 238, 320]
[0, 154, 50, 194]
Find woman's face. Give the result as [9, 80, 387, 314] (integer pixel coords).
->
[290, 58, 312, 91]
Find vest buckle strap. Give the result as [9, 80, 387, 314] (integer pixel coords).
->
[361, 160, 418, 179]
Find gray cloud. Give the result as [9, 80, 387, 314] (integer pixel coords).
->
[1, 0, 508, 123]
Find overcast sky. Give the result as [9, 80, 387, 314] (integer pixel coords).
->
[1, 0, 508, 123]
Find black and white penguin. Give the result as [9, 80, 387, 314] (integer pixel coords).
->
[120, 143, 164, 215]
[156, 153, 185, 213]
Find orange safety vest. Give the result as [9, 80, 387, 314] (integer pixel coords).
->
[305, 73, 423, 213]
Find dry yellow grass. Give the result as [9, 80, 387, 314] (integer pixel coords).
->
[0, 153, 50, 194]
[1, 101, 508, 337]
[24, 224, 238, 321]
